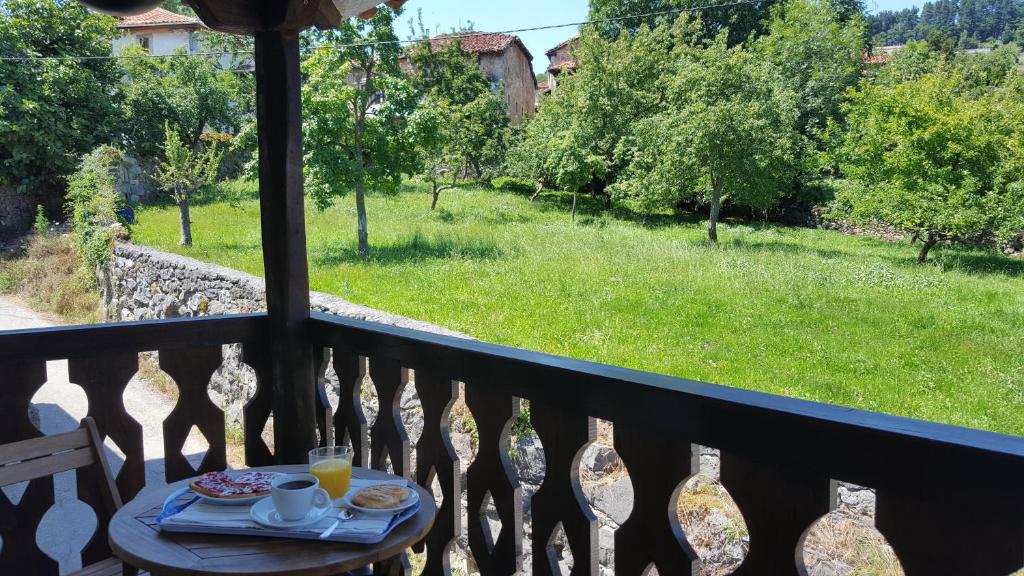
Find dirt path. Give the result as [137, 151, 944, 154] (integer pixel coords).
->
[0, 295, 208, 574]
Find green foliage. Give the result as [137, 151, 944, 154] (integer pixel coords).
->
[303, 6, 420, 256]
[0, 0, 121, 193]
[831, 67, 1024, 261]
[868, 0, 1024, 46]
[491, 177, 536, 193]
[34, 205, 48, 237]
[66, 146, 127, 269]
[119, 46, 250, 162]
[588, 0, 782, 45]
[875, 40, 946, 85]
[611, 33, 801, 241]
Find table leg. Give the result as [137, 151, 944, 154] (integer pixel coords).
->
[374, 552, 410, 576]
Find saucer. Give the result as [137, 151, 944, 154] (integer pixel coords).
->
[250, 497, 331, 529]
[340, 484, 419, 517]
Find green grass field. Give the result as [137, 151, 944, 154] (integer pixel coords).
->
[132, 180, 1024, 436]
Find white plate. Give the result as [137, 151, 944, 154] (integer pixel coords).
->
[339, 484, 419, 517]
[250, 496, 332, 529]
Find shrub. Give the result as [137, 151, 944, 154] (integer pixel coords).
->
[491, 177, 536, 194]
[67, 145, 129, 269]
[34, 205, 49, 237]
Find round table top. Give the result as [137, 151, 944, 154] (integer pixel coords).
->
[109, 465, 435, 576]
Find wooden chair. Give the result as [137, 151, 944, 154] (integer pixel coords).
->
[0, 417, 139, 576]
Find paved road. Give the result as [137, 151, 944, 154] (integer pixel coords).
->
[0, 295, 207, 574]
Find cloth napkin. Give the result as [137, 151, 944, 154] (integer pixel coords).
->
[163, 479, 410, 537]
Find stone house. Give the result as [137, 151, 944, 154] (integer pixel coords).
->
[113, 7, 253, 72]
[542, 36, 579, 95]
[416, 33, 537, 125]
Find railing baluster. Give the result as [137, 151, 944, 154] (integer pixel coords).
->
[333, 347, 370, 467]
[369, 357, 411, 478]
[241, 340, 274, 466]
[875, 486, 1024, 575]
[719, 451, 832, 575]
[0, 360, 57, 576]
[613, 422, 699, 575]
[465, 382, 523, 575]
[159, 345, 226, 482]
[68, 352, 143, 565]
[531, 401, 597, 576]
[413, 370, 461, 576]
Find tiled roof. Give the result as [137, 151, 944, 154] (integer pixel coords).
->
[545, 36, 578, 57]
[117, 7, 201, 28]
[430, 33, 533, 61]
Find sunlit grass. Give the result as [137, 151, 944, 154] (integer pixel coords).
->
[132, 180, 1024, 436]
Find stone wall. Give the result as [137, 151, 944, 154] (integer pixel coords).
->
[0, 186, 38, 240]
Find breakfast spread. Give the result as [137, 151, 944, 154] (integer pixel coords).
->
[190, 471, 278, 499]
[351, 485, 411, 509]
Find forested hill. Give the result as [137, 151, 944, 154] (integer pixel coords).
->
[868, 0, 1024, 46]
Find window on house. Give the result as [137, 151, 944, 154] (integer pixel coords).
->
[136, 34, 152, 51]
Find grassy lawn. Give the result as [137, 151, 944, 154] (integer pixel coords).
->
[132, 180, 1024, 436]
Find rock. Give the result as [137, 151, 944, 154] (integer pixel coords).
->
[837, 482, 876, 517]
[585, 475, 634, 526]
[699, 445, 720, 480]
[513, 435, 545, 486]
[598, 525, 615, 569]
[581, 443, 620, 476]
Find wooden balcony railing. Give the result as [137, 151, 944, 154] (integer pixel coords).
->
[2, 312, 1023, 575]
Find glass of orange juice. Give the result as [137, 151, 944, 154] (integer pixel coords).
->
[309, 446, 353, 500]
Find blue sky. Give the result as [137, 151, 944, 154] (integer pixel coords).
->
[402, 0, 924, 74]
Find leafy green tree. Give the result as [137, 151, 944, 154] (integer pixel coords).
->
[611, 34, 801, 243]
[589, 0, 781, 45]
[875, 40, 946, 85]
[407, 38, 509, 184]
[508, 25, 678, 212]
[119, 46, 249, 163]
[0, 0, 121, 194]
[755, 0, 866, 137]
[303, 7, 420, 257]
[153, 124, 222, 246]
[66, 145, 128, 268]
[832, 70, 1024, 262]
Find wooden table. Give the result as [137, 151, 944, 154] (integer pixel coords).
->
[109, 466, 435, 576]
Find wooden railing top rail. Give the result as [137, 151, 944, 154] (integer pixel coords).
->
[0, 313, 268, 362]
[309, 311, 1024, 497]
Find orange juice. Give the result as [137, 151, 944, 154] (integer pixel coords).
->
[311, 458, 352, 499]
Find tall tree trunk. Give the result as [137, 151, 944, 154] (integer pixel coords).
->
[431, 182, 440, 210]
[917, 231, 938, 264]
[571, 191, 578, 222]
[708, 177, 723, 244]
[355, 182, 369, 258]
[177, 197, 192, 246]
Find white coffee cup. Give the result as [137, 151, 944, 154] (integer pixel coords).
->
[271, 473, 330, 521]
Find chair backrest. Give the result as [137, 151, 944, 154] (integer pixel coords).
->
[0, 417, 123, 575]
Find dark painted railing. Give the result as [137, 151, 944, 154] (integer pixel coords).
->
[2, 312, 1023, 575]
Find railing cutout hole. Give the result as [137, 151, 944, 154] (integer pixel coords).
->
[800, 487, 904, 576]
[30, 374, 88, 435]
[1, 480, 30, 506]
[400, 374, 424, 450]
[478, 489, 501, 554]
[360, 372, 379, 430]
[677, 473, 748, 574]
[182, 424, 211, 472]
[35, 471, 96, 574]
[545, 521, 574, 575]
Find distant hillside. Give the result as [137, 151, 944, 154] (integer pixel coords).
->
[868, 0, 1023, 46]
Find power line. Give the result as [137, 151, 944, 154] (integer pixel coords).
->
[0, 0, 761, 62]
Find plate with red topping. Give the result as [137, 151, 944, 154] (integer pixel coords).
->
[189, 471, 280, 506]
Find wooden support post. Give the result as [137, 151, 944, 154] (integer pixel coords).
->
[255, 30, 317, 464]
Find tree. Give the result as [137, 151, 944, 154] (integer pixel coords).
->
[610, 33, 801, 243]
[588, 0, 782, 45]
[153, 123, 222, 246]
[508, 25, 678, 212]
[831, 70, 1024, 262]
[407, 38, 509, 185]
[0, 0, 121, 195]
[755, 0, 866, 137]
[409, 102, 459, 210]
[119, 46, 249, 163]
[303, 6, 420, 257]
